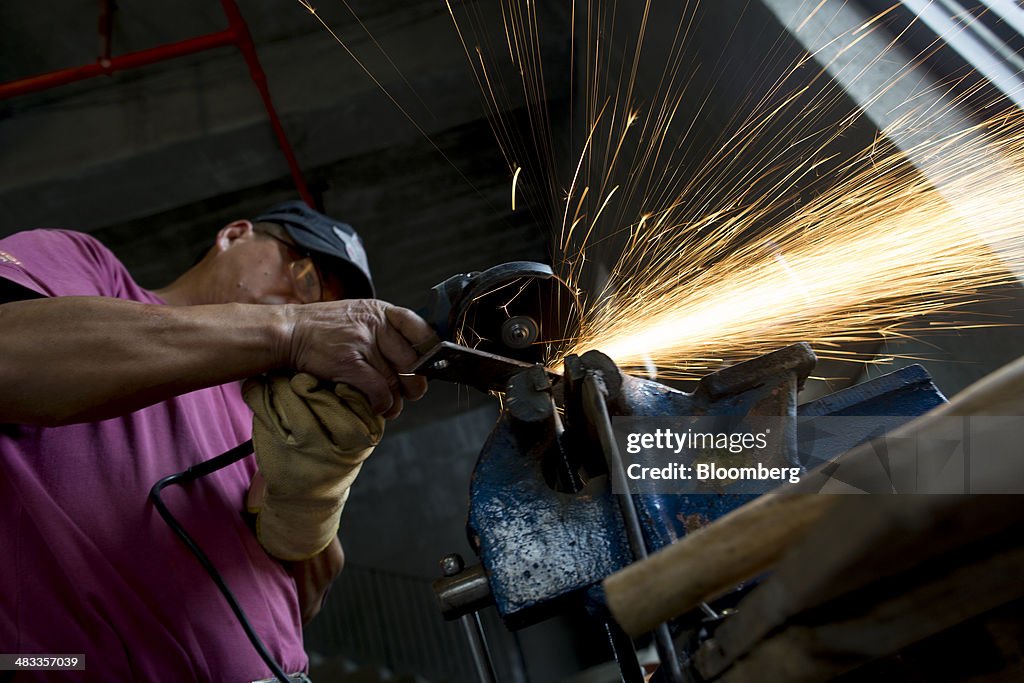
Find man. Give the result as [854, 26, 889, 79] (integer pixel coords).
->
[0, 201, 435, 681]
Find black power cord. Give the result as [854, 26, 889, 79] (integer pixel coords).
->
[149, 439, 293, 683]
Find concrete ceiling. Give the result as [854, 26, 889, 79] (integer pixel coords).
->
[0, 0, 572, 301]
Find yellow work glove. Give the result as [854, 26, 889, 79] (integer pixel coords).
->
[242, 372, 385, 561]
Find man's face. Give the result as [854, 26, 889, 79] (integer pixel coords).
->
[215, 221, 346, 305]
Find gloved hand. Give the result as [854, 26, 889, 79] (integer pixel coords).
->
[243, 372, 385, 561]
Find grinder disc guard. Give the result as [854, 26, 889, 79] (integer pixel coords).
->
[450, 262, 581, 365]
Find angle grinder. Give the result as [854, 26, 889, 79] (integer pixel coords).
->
[414, 261, 580, 391]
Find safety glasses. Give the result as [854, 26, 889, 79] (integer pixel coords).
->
[261, 233, 324, 304]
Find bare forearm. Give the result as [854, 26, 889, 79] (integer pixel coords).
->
[0, 297, 292, 425]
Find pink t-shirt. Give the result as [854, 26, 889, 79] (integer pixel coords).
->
[0, 230, 306, 681]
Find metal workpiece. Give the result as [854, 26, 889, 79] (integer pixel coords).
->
[434, 557, 494, 620]
[580, 372, 645, 564]
[505, 366, 584, 494]
[565, 351, 624, 395]
[410, 341, 560, 394]
[560, 351, 627, 482]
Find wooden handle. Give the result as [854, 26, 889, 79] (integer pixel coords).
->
[603, 354, 1024, 637]
[604, 493, 833, 637]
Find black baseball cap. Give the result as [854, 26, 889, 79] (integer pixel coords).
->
[254, 200, 375, 299]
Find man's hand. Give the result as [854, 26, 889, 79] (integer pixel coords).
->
[248, 474, 344, 624]
[284, 300, 437, 419]
[244, 373, 384, 561]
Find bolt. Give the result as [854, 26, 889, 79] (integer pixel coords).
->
[433, 359, 449, 371]
[501, 315, 539, 349]
[440, 553, 465, 577]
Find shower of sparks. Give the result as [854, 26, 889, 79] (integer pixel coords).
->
[296, 0, 486, 205]
[443, 1, 1024, 378]
[570, 118, 1024, 376]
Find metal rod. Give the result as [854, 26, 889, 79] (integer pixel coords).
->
[651, 623, 686, 683]
[581, 374, 647, 553]
[603, 620, 646, 683]
[460, 612, 498, 683]
[582, 373, 687, 683]
[551, 399, 583, 494]
[440, 553, 499, 683]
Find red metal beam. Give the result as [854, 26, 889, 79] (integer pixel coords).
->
[0, 30, 236, 99]
[219, 0, 316, 207]
[0, 1, 315, 207]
